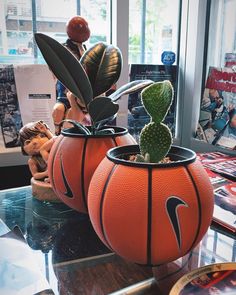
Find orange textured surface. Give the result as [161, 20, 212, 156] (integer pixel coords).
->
[89, 163, 149, 264]
[88, 159, 214, 265]
[48, 133, 135, 213]
[49, 136, 86, 212]
[151, 166, 199, 264]
[84, 137, 119, 203]
[88, 157, 115, 248]
[186, 160, 214, 247]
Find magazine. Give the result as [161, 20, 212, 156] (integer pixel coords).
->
[203, 159, 236, 180]
[197, 152, 236, 233]
[203, 167, 236, 233]
[128, 64, 177, 141]
[170, 262, 236, 295]
[196, 67, 236, 150]
[204, 168, 231, 188]
[212, 182, 236, 233]
[197, 152, 235, 164]
[0, 64, 56, 152]
[225, 53, 236, 68]
[0, 65, 23, 148]
[197, 152, 236, 180]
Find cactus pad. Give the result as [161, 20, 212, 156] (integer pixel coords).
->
[140, 122, 172, 163]
[141, 80, 174, 124]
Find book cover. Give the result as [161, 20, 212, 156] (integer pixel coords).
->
[197, 152, 236, 233]
[196, 67, 236, 150]
[213, 182, 236, 233]
[170, 262, 236, 295]
[204, 168, 231, 188]
[197, 152, 236, 180]
[197, 151, 235, 164]
[128, 64, 177, 141]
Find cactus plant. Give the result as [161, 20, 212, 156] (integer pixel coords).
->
[137, 80, 174, 163]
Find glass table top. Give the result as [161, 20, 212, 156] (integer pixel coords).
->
[0, 185, 236, 295]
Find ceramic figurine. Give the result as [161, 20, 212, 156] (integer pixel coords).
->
[52, 15, 91, 135]
[58, 90, 91, 130]
[19, 120, 59, 201]
[34, 32, 154, 212]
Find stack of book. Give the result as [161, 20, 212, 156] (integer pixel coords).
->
[198, 152, 236, 234]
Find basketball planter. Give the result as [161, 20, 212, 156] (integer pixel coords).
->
[48, 125, 135, 213]
[88, 144, 214, 265]
[88, 81, 214, 265]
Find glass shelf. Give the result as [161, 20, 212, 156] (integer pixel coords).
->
[0, 185, 235, 295]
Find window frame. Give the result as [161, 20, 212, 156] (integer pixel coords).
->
[0, 0, 223, 167]
[186, 0, 236, 155]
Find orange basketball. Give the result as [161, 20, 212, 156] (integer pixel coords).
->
[88, 145, 214, 265]
[48, 127, 135, 213]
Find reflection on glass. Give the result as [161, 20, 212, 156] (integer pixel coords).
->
[129, 0, 180, 64]
[196, 0, 236, 149]
[0, 0, 110, 64]
[207, 0, 236, 70]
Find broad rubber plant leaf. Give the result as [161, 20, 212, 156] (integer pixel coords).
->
[88, 96, 119, 125]
[34, 33, 93, 107]
[109, 80, 154, 102]
[80, 42, 122, 97]
[141, 80, 174, 124]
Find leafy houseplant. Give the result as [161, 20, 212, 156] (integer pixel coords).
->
[88, 80, 214, 266]
[35, 33, 152, 213]
[35, 33, 153, 135]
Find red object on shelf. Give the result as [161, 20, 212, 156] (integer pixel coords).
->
[66, 16, 90, 43]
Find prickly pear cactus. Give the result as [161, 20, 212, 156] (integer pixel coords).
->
[141, 80, 173, 124]
[140, 122, 172, 163]
[138, 80, 174, 163]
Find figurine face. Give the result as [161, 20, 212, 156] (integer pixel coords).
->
[23, 134, 49, 156]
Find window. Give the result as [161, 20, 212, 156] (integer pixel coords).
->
[206, 0, 236, 71]
[129, 0, 180, 64]
[128, 0, 181, 140]
[195, 0, 236, 151]
[0, 0, 110, 64]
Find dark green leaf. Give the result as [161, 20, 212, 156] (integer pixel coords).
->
[80, 42, 122, 97]
[95, 115, 117, 128]
[61, 119, 91, 135]
[34, 33, 93, 107]
[109, 80, 154, 101]
[88, 96, 119, 125]
[95, 128, 115, 135]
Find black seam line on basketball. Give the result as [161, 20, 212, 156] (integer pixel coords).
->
[99, 164, 117, 251]
[61, 126, 128, 138]
[81, 138, 88, 211]
[147, 167, 152, 265]
[185, 165, 202, 253]
[112, 137, 118, 147]
[154, 251, 194, 278]
[51, 136, 64, 194]
[135, 250, 194, 268]
[60, 154, 73, 198]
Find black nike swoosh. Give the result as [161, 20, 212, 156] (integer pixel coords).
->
[166, 196, 188, 250]
[60, 154, 73, 198]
